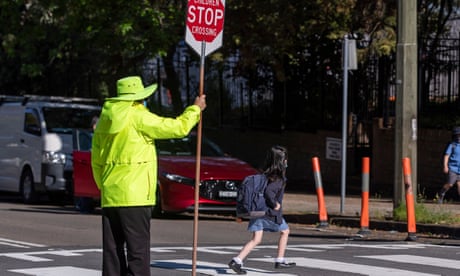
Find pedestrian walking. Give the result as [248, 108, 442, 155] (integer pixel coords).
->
[91, 76, 206, 276]
[228, 145, 296, 275]
[437, 126, 460, 203]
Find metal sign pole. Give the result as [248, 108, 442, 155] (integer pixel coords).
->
[341, 35, 349, 214]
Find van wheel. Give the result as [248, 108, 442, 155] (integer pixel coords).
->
[21, 169, 37, 204]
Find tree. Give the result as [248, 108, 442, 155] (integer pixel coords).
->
[1, 0, 459, 120]
[0, 0, 185, 98]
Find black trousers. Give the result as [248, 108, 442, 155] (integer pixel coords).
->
[102, 206, 152, 276]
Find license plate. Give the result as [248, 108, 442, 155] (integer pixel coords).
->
[219, 191, 237, 198]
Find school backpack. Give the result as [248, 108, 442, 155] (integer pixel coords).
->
[236, 174, 269, 218]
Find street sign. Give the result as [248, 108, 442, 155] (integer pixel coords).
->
[185, 0, 225, 57]
[185, 2, 226, 275]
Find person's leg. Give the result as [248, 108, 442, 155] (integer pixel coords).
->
[456, 181, 460, 197]
[276, 228, 289, 259]
[237, 230, 263, 260]
[228, 231, 263, 274]
[438, 172, 456, 203]
[120, 206, 152, 276]
[274, 220, 295, 269]
[102, 207, 127, 276]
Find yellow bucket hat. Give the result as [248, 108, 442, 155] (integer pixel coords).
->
[108, 76, 158, 101]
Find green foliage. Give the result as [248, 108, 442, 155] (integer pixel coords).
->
[393, 202, 460, 225]
[0, 0, 458, 119]
[223, 0, 399, 83]
[0, 0, 184, 97]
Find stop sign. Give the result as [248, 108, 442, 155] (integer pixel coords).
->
[185, 0, 225, 57]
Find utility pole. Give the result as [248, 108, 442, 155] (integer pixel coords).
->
[394, 0, 417, 207]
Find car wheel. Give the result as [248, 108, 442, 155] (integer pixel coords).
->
[75, 197, 95, 213]
[152, 186, 163, 218]
[48, 192, 70, 205]
[20, 169, 37, 204]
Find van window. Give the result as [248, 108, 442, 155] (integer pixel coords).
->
[24, 108, 41, 136]
[43, 107, 100, 134]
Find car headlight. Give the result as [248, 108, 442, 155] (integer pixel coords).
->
[42, 151, 66, 164]
[162, 172, 195, 186]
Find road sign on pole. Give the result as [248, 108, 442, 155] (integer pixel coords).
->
[185, 1, 225, 275]
[340, 36, 358, 215]
[185, 0, 225, 57]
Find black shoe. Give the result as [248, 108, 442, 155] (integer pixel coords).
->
[228, 260, 247, 274]
[275, 261, 296, 269]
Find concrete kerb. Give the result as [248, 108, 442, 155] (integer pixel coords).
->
[283, 192, 460, 239]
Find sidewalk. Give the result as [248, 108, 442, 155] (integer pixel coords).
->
[283, 192, 460, 238]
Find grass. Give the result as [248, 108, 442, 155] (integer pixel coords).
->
[393, 202, 460, 225]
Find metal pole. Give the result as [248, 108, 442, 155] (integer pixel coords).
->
[192, 41, 205, 276]
[341, 35, 349, 214]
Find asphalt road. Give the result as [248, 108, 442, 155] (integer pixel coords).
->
[1, 194, 460, 275]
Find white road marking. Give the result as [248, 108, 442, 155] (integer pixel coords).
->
[1, 244, 456, 276]
[0, 248, 102, 262]
[0, 238, 45, 248]
[250, 257, 440, 276]
[9, 266, 100, 276]
[359, 254, 460, 270]
[152, 259, 297, 275]
[343, 243, 443, 250]
[148, 243, 435, 255]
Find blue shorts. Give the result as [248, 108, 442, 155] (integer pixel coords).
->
[247, 217, 289, 232]
[446, 171, 460, 185]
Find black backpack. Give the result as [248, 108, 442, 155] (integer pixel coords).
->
[236, 174, 268, 218]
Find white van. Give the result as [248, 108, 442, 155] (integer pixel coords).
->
[0, 95, 101, 203]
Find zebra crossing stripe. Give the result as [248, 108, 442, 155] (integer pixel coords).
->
[9, 266, 100, 276]
[0, 248, 102, 262]
[359, 254, 460, 270]
[148, 243, 440, 255]
[0, 238, 45, 248]
[0, 241, 29, 248]
[152, 259, 297, 276]
[250, 257, 440, 276]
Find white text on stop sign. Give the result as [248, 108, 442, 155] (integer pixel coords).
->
[187, 5, 224, 27]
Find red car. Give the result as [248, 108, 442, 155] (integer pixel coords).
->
[72, 130, 258, 214]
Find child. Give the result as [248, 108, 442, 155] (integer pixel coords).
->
[228, 145, 296, 274]
[437, 126, 460, 203]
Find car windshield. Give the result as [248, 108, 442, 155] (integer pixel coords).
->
[43, 107, 100, 134]
[156, 135, 225, 157]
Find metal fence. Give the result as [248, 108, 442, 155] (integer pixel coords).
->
[420, 38, 460, 111]
[150, 38, 460, 149]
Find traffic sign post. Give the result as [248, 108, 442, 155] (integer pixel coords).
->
[185, 1, 225, 275]
[185, 0, 225, 57]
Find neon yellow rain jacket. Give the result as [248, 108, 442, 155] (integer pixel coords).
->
[91, 100, 201, 207]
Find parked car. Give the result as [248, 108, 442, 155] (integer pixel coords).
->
[0, 95, 101, 203]
[72, 131, 258, 215]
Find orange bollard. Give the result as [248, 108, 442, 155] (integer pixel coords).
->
[312, 157, 328, 228]
[358, 157, 371, 235]
[402, 157, 417, 241]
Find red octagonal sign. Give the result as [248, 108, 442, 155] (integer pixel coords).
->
[185, 0, 225, 56]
